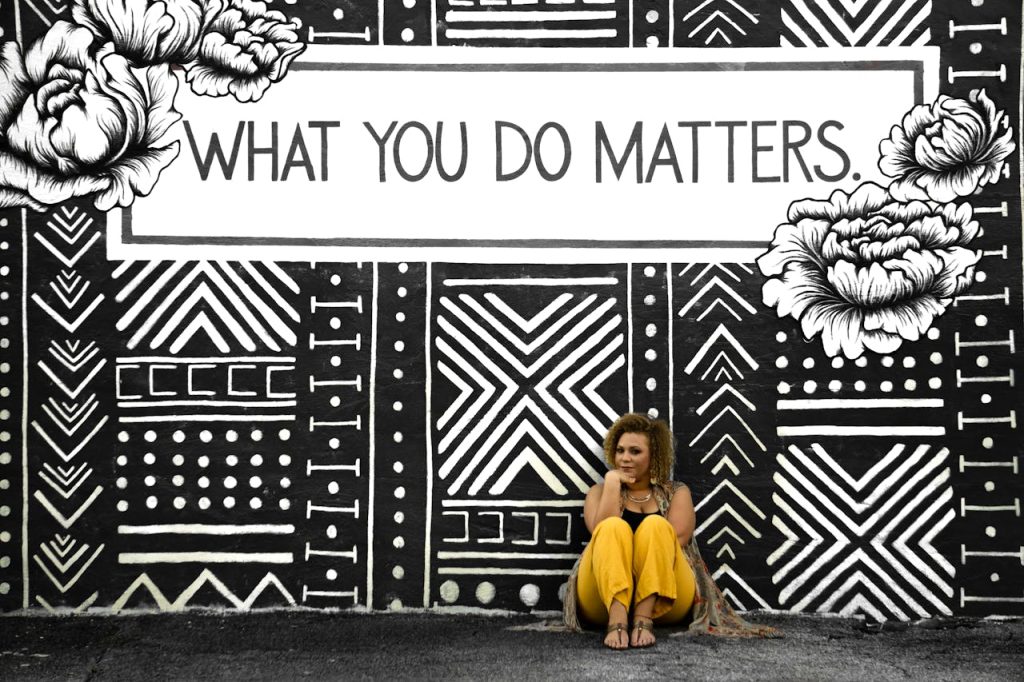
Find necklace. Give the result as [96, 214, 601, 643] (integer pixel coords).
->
[625, 489, 652, 503]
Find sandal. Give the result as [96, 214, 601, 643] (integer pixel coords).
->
[632, 617, 655, 648]
[604, 622, 629, 650]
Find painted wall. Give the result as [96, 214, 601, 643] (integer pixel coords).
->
[0, 0, 1020, 620]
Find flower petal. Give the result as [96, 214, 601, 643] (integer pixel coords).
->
[757, 217, 831, 277]
[888, 176, 931, 202]
[0, 42, 30, 131]
[93, 141, 179, 210]
[880, 90, 1017, 203]
[140, 64, 181, 145]
[0, 149, 110, 206]
[24, 22, 94, 83]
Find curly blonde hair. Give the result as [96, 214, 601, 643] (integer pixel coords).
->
[603, 412, 675, 484]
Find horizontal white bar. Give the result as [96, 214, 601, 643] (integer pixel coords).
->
[441, 499, 584, 507]
[118, 401, 297, 408]
[117, 357, 295, 363]
[437, 551, 578, 559]
[443, 277, 618, 287]
[446, 28, 617, 38]
[118, 552, 294, 564]
[118, 524, 295, 535]
[777, 399, 944, 410]
[437, 567, 571, 575]
[296, 45, 936, 66]
[119, 414, 296, 422]
[446, 10, 615, 21]
[777, 426, 946, 437]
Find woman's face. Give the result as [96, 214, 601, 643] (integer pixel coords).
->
[614, 432, 651, 482]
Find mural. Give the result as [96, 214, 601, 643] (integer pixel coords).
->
[0, 0, 1020, 622]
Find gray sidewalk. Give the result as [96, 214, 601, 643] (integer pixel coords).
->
[2, 611, 1021, 681]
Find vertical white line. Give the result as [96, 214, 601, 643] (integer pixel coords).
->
[423, 263, 433, 608]
[626, 264, 633, 413]
[666, 262, 673, 434]
[431, 0, 438, 46]
[378, 0, 385, 45]
[20, 207, 28, 609]
[1019, 21, 1023, 328]
[366, 263, 379, 610]
[14, 0, 22, 46]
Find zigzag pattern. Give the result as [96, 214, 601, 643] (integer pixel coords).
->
[780, 0, 932, 47]
[113, 261, 300, 353]
[769, 443, 955, 620]
[111, 570, 297, 612]
[435, 290, 626, 496]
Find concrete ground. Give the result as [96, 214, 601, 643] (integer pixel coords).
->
[1, 611, 1021, 681]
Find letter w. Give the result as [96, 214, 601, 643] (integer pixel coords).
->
[184, 121, 246, 180]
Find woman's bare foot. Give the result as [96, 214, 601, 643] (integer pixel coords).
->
[631, 616, 656, 648]
[604, 600, 629, 649]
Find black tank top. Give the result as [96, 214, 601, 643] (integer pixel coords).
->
[621, 508, 658, 533]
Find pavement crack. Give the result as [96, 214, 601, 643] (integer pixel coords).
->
[82, 640, 112, 682]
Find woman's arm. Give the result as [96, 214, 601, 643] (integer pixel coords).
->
[583, 471, 632, 533]
[666, 485, 697, 547]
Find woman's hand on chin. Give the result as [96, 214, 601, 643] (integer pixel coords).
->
[605, 469, 636, 487]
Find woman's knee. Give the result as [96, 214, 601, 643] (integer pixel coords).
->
[634, 514, 675, 538]
[593, 516, 632, 537]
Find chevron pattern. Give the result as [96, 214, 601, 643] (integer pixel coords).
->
[435, 289, 626, 496]
[680, 0, 761, 46]
[770, 443, 955, 620]
[694, 479, 772, 608]
[676, 263, 775, 609]
[780, 0, 932, 47]
[30, 209, 105, 333]
[26, 203, 110, 609]
[113, 261, 300, 354]
[32, 534, 104, 594]
[18, 0, 68, 24]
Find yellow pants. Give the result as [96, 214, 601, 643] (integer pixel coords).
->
[576, 515, 696, 626]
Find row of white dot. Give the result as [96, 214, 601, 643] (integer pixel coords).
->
[389, 263, 412, 586]
[0, 217, 11, 597]
[115, 453, 291, 467]
[436, 579, 539, 607]
[116, 474, 289, 490]
[116, 496, 286, 512]
[640, 265, 662, 419]
[776, 354, 944, 370]
[117, 428, 291, 443]
[778, 378, 943, 394]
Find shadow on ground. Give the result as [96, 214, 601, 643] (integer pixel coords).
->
[2, 611, 1021, 680]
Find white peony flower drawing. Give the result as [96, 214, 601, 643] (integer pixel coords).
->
[880, 89, 1015, 202]
[0, 0, 306, 210]
[757, 182, 981, 359]
[185, 0, 304, 103]
[71, 0, 224, 66]
[0, 22, 181, 211]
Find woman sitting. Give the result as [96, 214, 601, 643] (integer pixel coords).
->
[562, 412, 779, 648]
